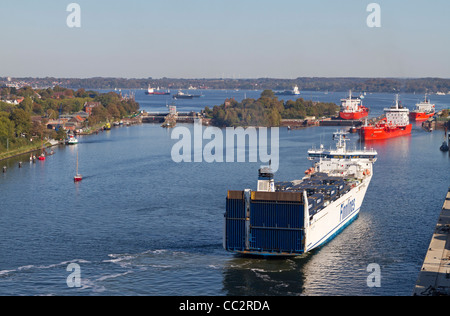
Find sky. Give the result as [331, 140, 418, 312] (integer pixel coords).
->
[1, 0, 449, 78]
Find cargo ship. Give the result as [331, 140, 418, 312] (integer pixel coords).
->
[224, 131, 377, 257]
[275, 85, 300, 96]
[338, 91, 369, 120]
[409, 94, 435, 121]
[359, 95, 412, 141]
[145, 85, 170, 95]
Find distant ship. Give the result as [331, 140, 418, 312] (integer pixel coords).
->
[339, 91, 369, 120]
[145, 85, 170, 95]
[172, 90, 194, 99]
[275, 85, 300, 96]
[224, 131, 377, 257]
[409, 94, 435, 121]
[359, 95, 412, 140]
[172, 90, 203, 99]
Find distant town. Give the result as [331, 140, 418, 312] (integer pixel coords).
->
[2, 76, 450, 94]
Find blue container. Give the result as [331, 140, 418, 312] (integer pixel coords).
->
[250, 227, 304, 254]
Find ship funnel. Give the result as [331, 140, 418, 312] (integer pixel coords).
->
[257, 163, 275, 192]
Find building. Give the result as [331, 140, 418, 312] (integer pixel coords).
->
[84, 102, 102, 116]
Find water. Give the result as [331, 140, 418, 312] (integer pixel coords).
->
[0, 90, 448, 296]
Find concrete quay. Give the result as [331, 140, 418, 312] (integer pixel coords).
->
[413, 187, 450, 296]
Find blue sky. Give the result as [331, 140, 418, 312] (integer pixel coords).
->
[1, 0, 449, 78]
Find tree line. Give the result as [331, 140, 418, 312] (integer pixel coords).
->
[203, 90, 339, 127]
[4, 77, 450, 93]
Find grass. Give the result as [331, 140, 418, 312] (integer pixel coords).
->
[0, 141, 50, 162]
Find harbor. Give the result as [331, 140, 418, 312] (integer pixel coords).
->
[0, 89, 448, 295]
[414, 188, 450, 296]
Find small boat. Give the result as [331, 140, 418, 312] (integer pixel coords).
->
[66, 134, 78, 145]
[74, 151, 82, 182]
[38, 153, 45, 161]
[104, 122, 111, 130]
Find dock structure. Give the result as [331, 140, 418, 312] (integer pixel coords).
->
[319, 119, 363, 127]
[413, 187, 450, 296]
[142, 112, 202, 124]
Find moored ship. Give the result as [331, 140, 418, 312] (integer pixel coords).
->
[359, 95, 412, 141]
[338, 91, 369, 120]
[224, 131, 377, 257]
[409, 94, 435, 121]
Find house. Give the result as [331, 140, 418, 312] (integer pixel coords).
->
[73, 111, 89, 119]
[84, 102, 102, 116]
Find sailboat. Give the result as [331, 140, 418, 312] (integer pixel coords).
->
[74, 151, 82, 182]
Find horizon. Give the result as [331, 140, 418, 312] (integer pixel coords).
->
[1, 0, 450, 78]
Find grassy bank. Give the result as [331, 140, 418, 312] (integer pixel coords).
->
[0, 142, 52, 162]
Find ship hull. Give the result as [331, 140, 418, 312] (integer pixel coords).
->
[409, 111, 435, 121]
[339, 109, 369, 120]
[305, 178, 370, 252]
[225, 178, 372, 257]
[146, 92, 170, 95]
[359, 124, 412, 140]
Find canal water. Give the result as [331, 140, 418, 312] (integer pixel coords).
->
[0, 90, 448, 295]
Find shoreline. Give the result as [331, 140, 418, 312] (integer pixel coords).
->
[0, 140, 61, 163]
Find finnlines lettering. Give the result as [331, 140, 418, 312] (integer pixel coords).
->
[340, 198, 356, 221]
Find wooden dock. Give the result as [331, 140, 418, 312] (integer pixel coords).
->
[413, 187, 450, 296]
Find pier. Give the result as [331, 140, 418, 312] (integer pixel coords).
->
[319, 119, 363, 127]
[413, 187, 450, 296]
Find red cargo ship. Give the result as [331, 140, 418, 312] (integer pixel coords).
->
[339, 91, 369, 120]
[360, 95, 412, 140]
[409, 94, 435, 121]
[145, 85, 170, 95]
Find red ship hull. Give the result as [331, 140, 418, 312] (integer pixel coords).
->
[409, 111, 435, 121]
[360, 124, 412, 140]
[339, 107, 369, 120]
[145, 92, 170, 95]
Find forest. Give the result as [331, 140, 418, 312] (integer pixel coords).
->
[203, 90, 339, 127]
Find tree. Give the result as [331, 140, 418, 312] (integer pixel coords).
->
[10, 109, 31, 136]
[0, 112, 14, 147]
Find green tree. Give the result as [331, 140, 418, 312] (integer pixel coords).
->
[10, 109, 31, 136]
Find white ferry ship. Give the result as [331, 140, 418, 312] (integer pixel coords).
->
[224, 131, 377, 256]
